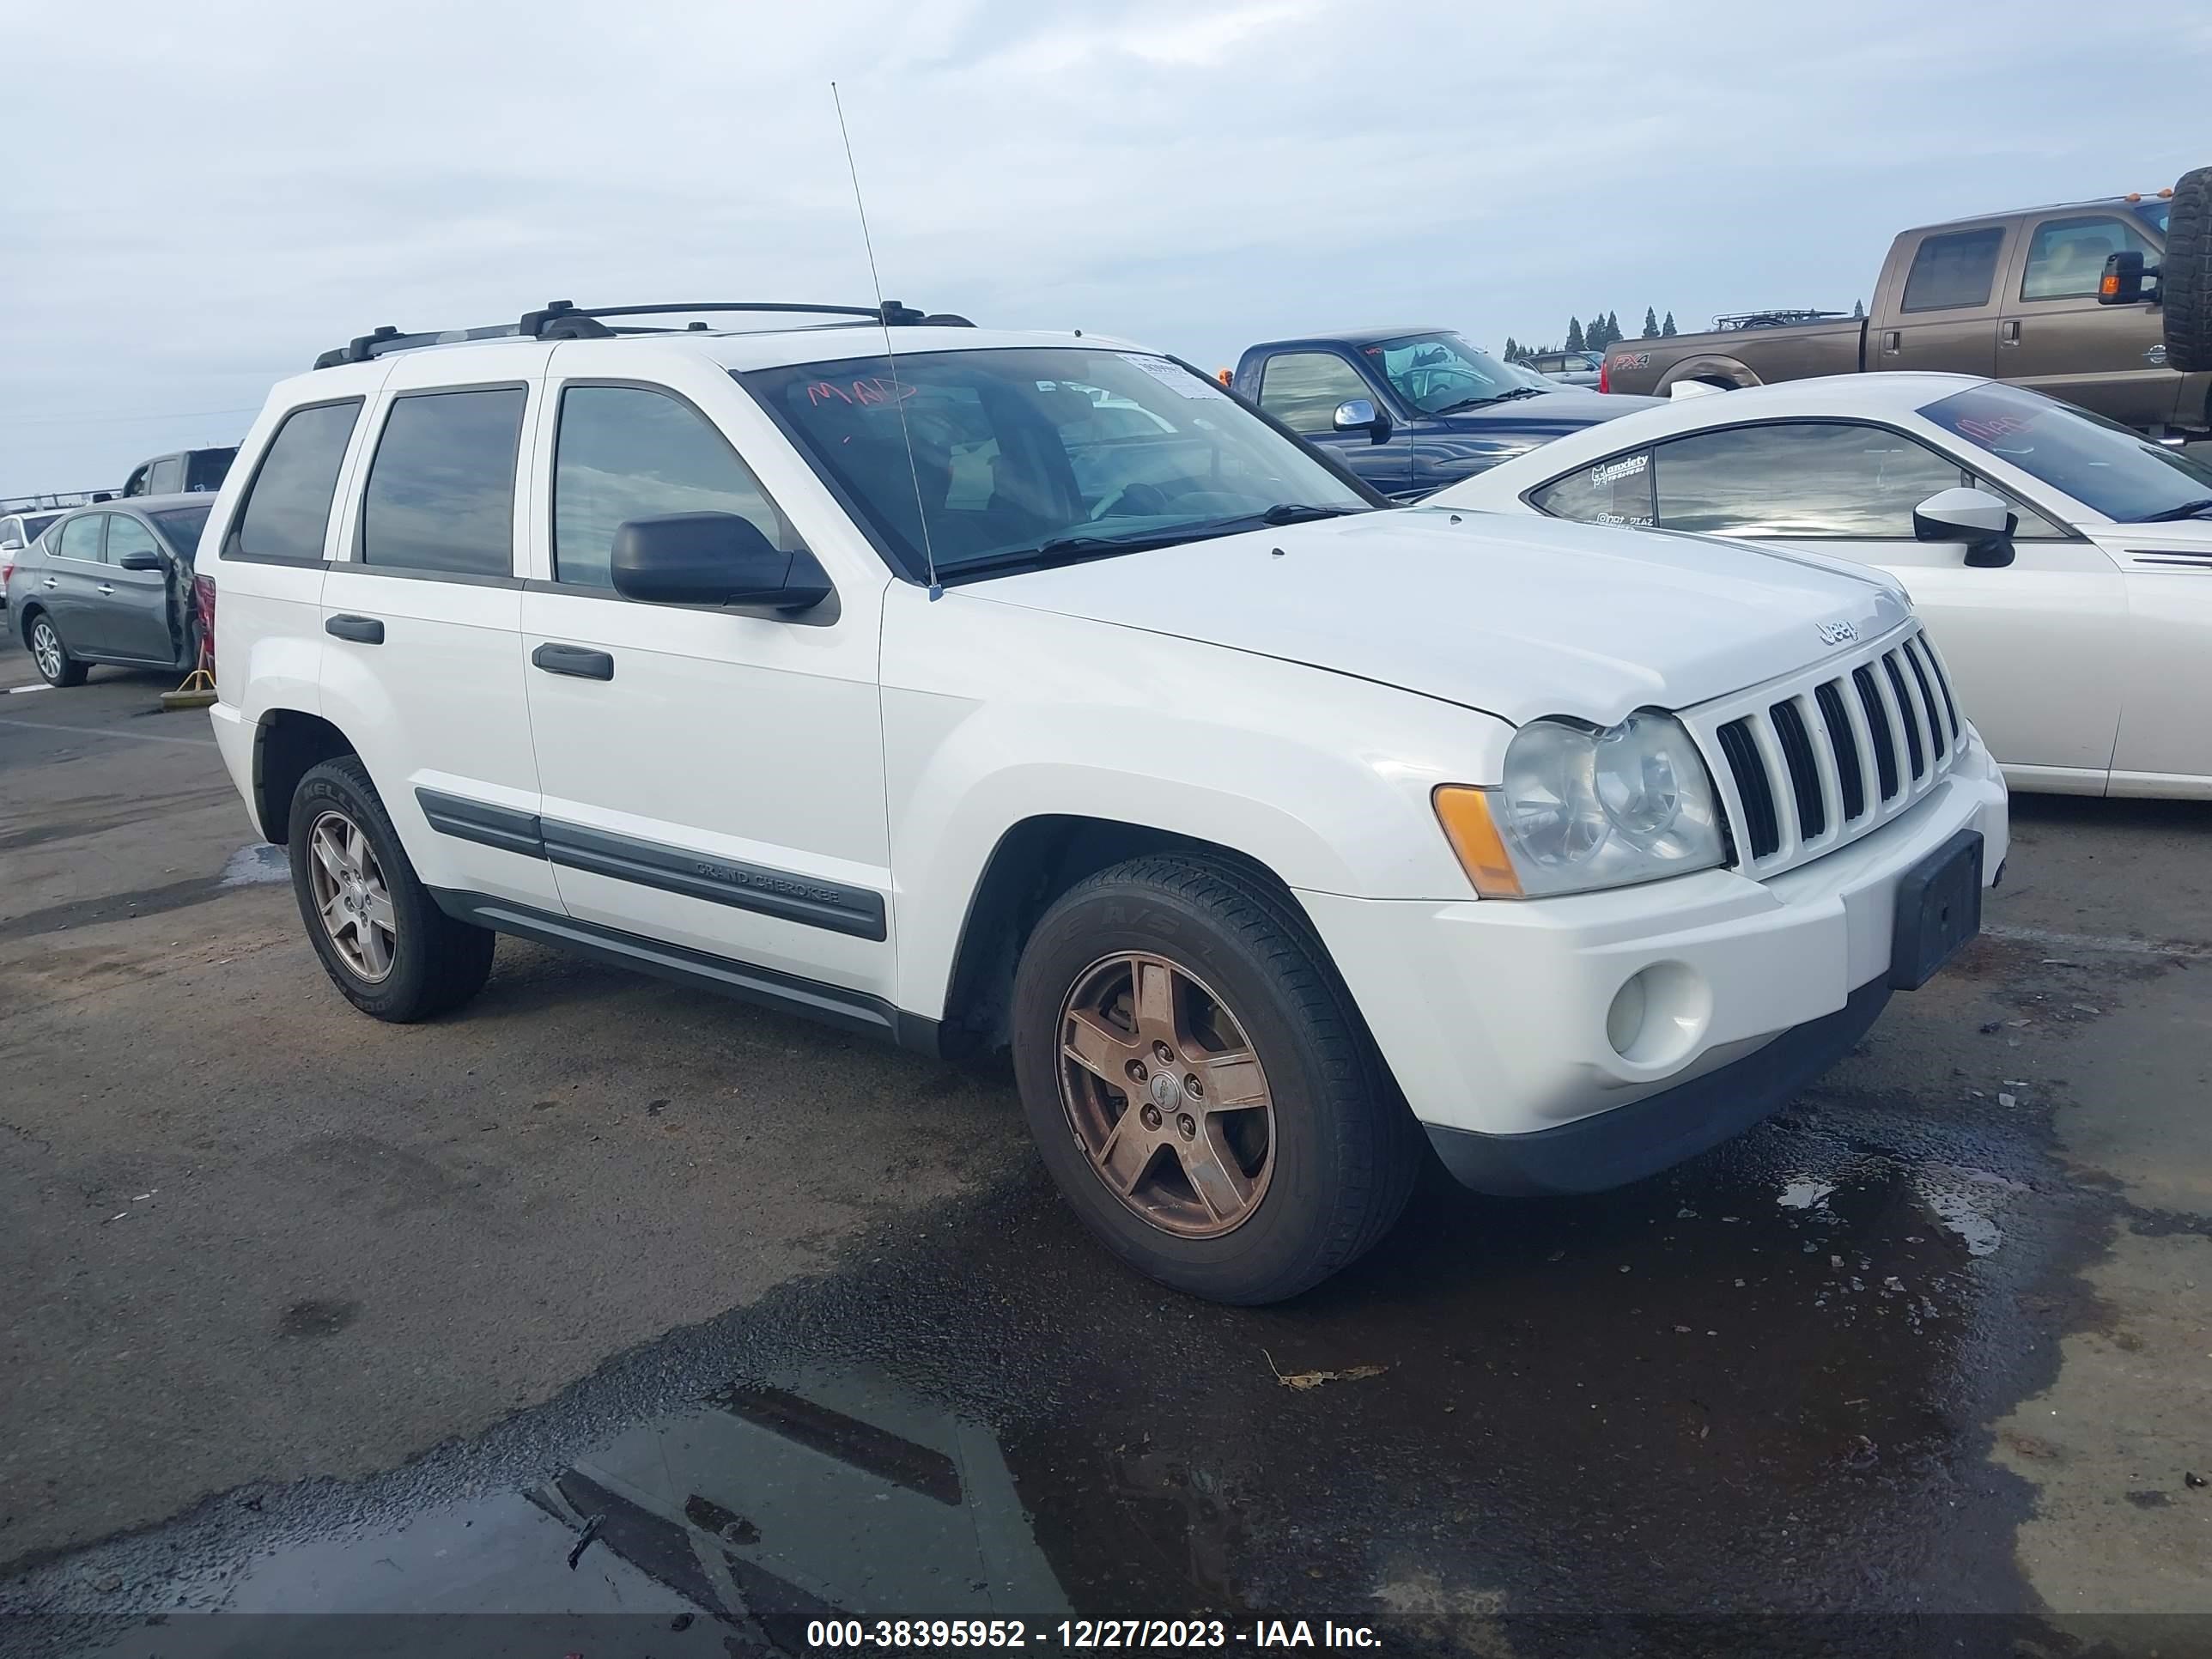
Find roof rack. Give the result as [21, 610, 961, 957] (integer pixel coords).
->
[1712, 308, 1850, 331]
[312, 299, 971, 369]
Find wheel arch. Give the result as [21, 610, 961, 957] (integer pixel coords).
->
[252, 708, 358, 845]
[933, 815, 1312, 1056]
[17, 599, 48, 647]
[1655, 356, 1759, 393]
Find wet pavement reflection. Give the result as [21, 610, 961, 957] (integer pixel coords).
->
[6, 1057, 2113, 1657]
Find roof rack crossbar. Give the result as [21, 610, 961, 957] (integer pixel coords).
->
[313, 298, 968, 368]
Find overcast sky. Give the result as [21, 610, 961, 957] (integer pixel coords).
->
[4, 0, 2206, 495]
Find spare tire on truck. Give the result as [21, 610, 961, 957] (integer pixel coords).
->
[2166, 166, 2211, 373]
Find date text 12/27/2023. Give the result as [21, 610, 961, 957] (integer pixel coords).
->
[804, 1619, 1384, 1650]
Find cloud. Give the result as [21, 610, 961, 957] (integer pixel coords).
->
[2, 0, 2204, 492]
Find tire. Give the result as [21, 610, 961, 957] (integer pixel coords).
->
[1010, 853, 1423, 1304]
[287, 756, 495, 1023]
[2165, 166, 2211, 374]
[26, 611, 88, 688]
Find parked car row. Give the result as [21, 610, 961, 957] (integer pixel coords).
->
[4, 495, 213, 684]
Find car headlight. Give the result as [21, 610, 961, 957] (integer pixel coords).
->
[1433, 713, 1725, 898]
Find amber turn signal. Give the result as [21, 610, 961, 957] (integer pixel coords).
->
[1432, 786, 1523, 898]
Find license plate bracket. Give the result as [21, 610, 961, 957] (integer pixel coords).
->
[1889, 829, 1984, 991]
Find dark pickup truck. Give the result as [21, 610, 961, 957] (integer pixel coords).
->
[1231, 327, 1656, 500]
[1602, 168, 2211, 440]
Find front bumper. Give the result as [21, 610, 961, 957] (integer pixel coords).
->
[1297, 737, 2008, 1194]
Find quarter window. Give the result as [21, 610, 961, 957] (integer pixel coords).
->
[1530, 449, 1654, 526]
[552, 386, 797, 589]
[2020, 216, 2160, 302]
[230, 400, 362, 563]
[359, 388, 526, 576]
[1653, 422, 1960, 538]
[1899, 228, 2006, 313]
[57, 514, 106, 562]
[1255, 353, 1371, 434]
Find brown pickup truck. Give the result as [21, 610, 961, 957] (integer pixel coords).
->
[1602, 168, 2211, 440]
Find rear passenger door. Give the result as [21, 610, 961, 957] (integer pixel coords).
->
[319, 347, 562, 912]
[1253, 350, 1413, 497]
[41, 513, 109, 644]
[518, 352, 893, 1001]
[1877, 224, 2010, 380]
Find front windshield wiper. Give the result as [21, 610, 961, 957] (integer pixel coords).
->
[939, 505, 1367, 585]
[1435, 385, 1549, 414]
[2133, 497, 2212, 522]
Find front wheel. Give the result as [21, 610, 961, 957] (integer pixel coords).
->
[1011, 854, 1422, 1304]
[27, 613, 88, 687]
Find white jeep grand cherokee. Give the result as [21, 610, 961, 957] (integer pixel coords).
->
[196, 300, 2007, 1304]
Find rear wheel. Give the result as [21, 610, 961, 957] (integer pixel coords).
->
[1011, 854, 1423, 1304]
[288, 757, 494, 1022]
[27, 612, 88, 687]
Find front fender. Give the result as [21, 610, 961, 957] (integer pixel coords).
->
[881, 592, 1510, 1017]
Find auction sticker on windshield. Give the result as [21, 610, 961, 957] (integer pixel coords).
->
[1117, 353, 1225, 399]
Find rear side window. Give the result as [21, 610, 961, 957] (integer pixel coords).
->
[146, 457, 183, 494]
[1900, 228, 2006, 313]
[1255, 352, 1370, 434]
[57, 514, 106, 562]
[359, 388, 527, 576]
[1530, 449, 1654, 526]
[552, 386, 797, 589]
[230, 400, 362, 563]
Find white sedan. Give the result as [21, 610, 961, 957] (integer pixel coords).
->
[1432, 373, 2212, 799]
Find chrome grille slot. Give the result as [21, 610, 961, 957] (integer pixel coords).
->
[1685, 623, 1963, 880]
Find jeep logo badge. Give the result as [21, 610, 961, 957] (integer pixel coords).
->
[1818, 620, 1858, 646]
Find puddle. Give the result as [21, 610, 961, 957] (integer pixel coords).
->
[4, 1085, 2090, 1653]
[217, 843, 289, 887]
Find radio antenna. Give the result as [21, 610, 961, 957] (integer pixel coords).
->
[831, 82, 941, 599]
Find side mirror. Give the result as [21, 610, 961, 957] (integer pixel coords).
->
[610, 512, 831, 610]
[2097, 250, 2160, 306]
[115, 549, 165, 572]
[1914, 487, 2016, 568]
[1332, 398, 1389, 444]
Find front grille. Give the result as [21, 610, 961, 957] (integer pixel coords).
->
[1688, 626, 1965, 878]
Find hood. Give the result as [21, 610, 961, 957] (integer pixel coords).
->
[965, 507, 1911, 728]
[1429, 386, 1662, 435]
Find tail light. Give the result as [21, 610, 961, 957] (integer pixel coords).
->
[1, 553, 14, 590]
[1597, 356, 1612, 394]
[192, 573, 217, 671]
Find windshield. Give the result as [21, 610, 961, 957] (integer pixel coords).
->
[1363, 332, 1534, 414]
[1919, 382, 2212, 523]
[150, 504, 214, 560]
[746, 347, 1371, 581]
[7, 513, 61, 545]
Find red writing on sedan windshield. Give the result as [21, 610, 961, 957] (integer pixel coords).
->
[805, 377, 917, 407]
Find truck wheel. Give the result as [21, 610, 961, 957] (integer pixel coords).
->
[2166, 167, 2212, 374]
[1010, 853, 1423, 1304]
[288, 757, 495, 1023]
[26, 611, 88, 687]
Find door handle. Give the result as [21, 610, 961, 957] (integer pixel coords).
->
[97, 583, 115, 595]
[40, 577, 58, 589]
[532, 641, 614, 681]
[1881, 330, 1901, 354]
[325, 615, 385, 644]
[1999, 319, 2021, 347]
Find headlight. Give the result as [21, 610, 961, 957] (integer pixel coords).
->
[1434, 713, 1724, 898]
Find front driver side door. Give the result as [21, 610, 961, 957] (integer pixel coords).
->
[1252, 350, 1413, 498]
[520, 359, 894, 1005]
[1644, 420, 2129, 786]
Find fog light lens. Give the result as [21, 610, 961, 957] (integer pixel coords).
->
[1604, 963, 1711, 1068]
[1606, 973, 1648, 1055]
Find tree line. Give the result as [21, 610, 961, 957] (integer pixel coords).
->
[1504, 307, 1678, 362]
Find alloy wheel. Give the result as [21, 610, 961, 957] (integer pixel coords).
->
[31, 619, 63, 682]
[1055, 951, 1277, 1237]
[307, 810, 398, 982]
